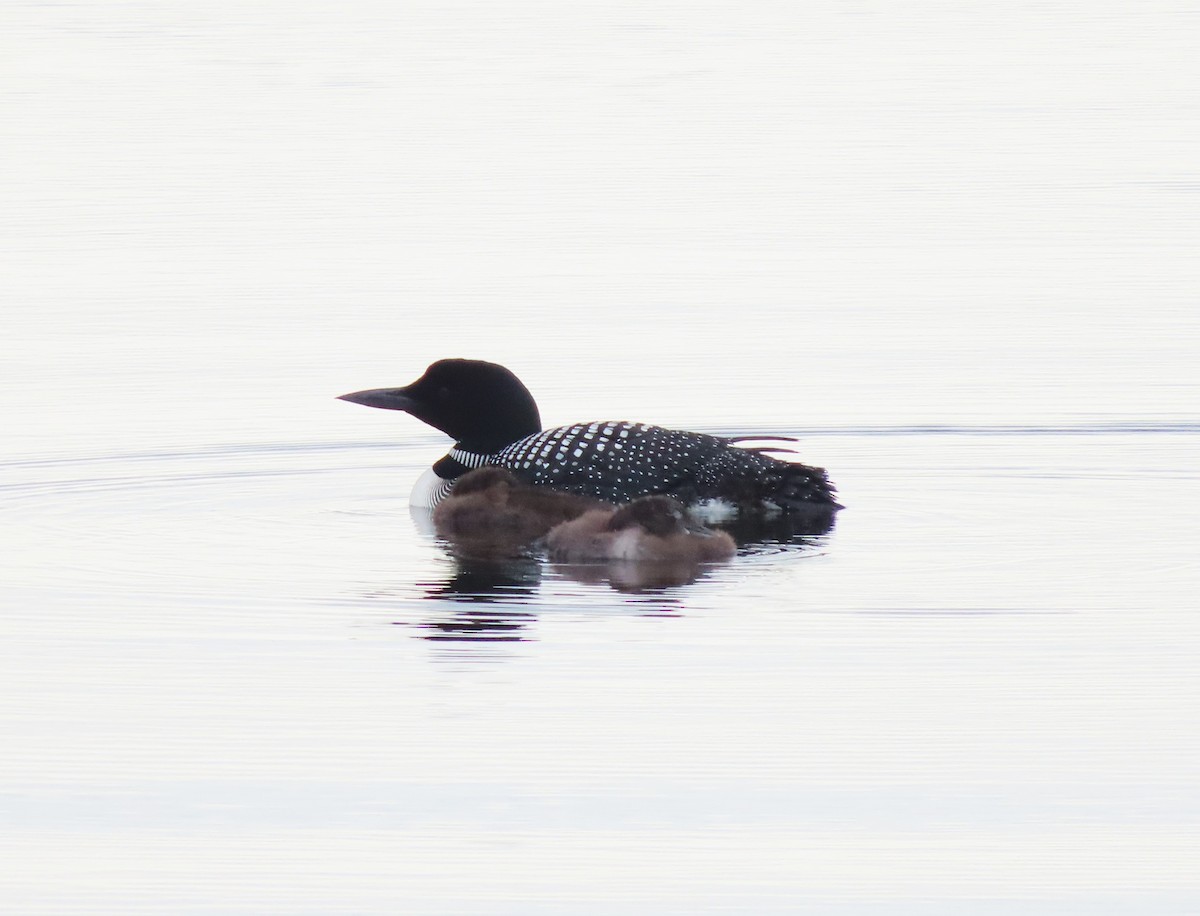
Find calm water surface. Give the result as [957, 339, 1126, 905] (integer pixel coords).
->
[3, 2, 1199, 913]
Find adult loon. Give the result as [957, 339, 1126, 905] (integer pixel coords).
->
[338, 358, 841, 521]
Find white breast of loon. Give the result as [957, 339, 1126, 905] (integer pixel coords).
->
[410, 466, 456, 509]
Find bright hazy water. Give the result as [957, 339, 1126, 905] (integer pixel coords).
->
[3, 2, 1198, 913]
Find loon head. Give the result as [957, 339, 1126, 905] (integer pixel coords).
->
[338, 359, 542, 452]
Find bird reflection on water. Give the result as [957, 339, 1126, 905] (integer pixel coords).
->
[406, 554, 690, 643]
[383, 470, 834, 642]
[394, 512, 830, 643]
[408, 558, 541, 642]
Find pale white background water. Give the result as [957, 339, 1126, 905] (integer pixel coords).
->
[3, 2, 1198, 913]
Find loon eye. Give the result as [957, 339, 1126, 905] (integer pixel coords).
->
[436, 385, 451, 401]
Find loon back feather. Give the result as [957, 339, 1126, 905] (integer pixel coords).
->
[725, 434, 799, 443]
[484, 421, 839, 513]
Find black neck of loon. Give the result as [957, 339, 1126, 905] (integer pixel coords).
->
[433, 454, 472, 478]
[453, 426, 536, 454]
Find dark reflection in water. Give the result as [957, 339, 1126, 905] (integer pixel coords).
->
[412, 557, 543, 641]
[382, 508, 836, 642]
[415, 607, 537, 642]
[402, 551, 702, 641]
[549, 558, 725, 592]
[418, 556, 545, 602]
[717, 513, 837, 548]
[424, 545, 738, 594]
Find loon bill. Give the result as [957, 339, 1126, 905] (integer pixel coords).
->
[338, 358, 841, 520]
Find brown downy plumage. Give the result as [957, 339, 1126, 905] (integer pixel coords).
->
[432, 467, 608, 557]
[546, 495, 736, 564]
